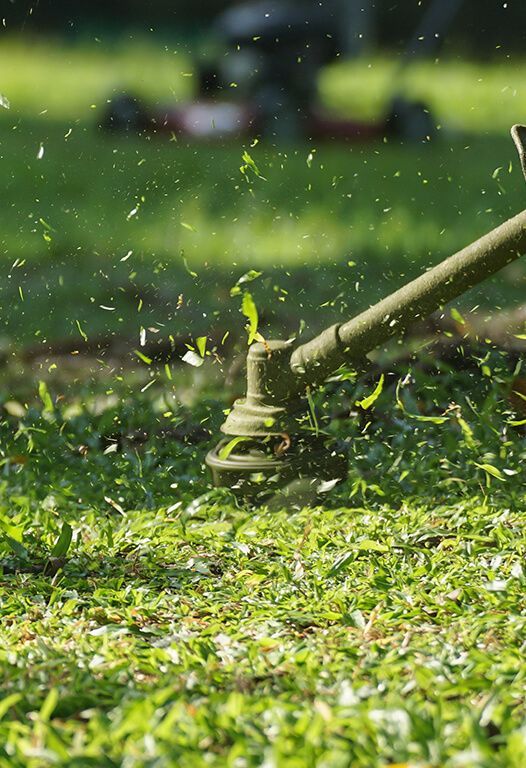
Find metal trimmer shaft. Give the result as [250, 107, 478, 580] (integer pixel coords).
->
[290, 206, 526, 385]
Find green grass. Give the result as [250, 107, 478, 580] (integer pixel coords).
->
[0, 356, 526, 766]
[0, 124, 525, 347]
[2, 36, 526, 133]
[0, 36, 193, 121]
[0, 37, 525, 348]
[320, 57, 526, 133]
[1, 36, 526, 766]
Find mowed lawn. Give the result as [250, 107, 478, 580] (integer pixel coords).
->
[0, 37, 525, 347]
[1, 357, 526, 767]
[0, 36, 526, 767]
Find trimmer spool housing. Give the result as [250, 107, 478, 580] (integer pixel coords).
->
[206, 340, 349, 496]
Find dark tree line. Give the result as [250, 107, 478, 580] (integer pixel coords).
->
[4, 0, 526, 55]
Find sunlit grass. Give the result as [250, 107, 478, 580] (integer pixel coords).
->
[320, 56, 526, 133]
[2, 35, 526, 133]
[0, 35, 192, 120]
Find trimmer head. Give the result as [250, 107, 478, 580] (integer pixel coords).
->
[205, 339, 349, 498]
[206, 434, 348, 500]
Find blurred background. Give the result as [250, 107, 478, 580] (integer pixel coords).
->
[1, 0, 526, 392]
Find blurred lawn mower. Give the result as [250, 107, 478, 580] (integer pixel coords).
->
[101, 0, 463, 143]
